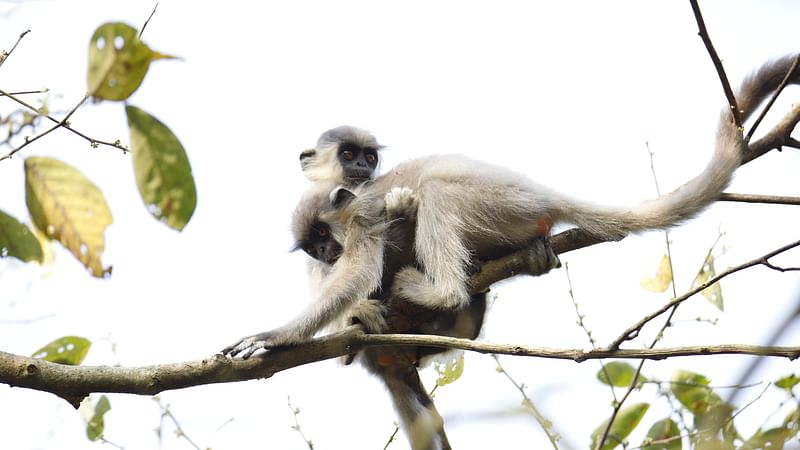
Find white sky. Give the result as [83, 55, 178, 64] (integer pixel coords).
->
[1, 1, 799, 449]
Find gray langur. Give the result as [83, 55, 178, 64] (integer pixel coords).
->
[290, 182, 498, 450]
[224, 55, 800, 355]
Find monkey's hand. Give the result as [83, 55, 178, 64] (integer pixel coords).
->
[221, 327, 299, 359]
[384, 186, 418, 221]
[522, 237, 562, 276]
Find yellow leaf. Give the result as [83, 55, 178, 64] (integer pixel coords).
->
[693, 255, 723, 311]
[640, 253, 673, 293]
[87, 22, 178, 101]
[25, 157, 113, 277]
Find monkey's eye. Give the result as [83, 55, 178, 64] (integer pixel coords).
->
[365, 151, 377, 165]
[341, 150, 354, 161]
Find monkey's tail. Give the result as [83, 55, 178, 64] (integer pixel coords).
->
[364, 349, 451, 450]
[558, 54, 800, 238]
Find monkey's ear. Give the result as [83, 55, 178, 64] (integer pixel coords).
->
[330, 187, 356, 207]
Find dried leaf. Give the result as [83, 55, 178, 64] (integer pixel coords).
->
[25, 157, 113, 277]
[640, 253, 673, 293]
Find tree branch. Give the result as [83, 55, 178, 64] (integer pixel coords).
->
[2, 330, 799, 408]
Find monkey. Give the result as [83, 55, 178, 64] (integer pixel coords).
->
[224, 55, 800, 356]
[299, 125, 383, 186]
[287, 182, 489, 450]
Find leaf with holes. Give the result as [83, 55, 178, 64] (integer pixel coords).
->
[87, 22, 178, 101]
[25, 157, 113, 277]
[0, 209, 42, 263]
[692, 254, 723, 311]
[86, 395, 111, 441]
[590, 403, 650, 450]
[640, 253, 673, 293]
[127, 105, 197, 231]
[31, 336, 91, 365]
[434, 355, 464, 387]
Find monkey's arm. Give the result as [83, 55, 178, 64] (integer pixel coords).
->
[223, 225, 386, 359]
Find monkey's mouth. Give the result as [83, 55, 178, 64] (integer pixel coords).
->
[345, 169, 372, 183]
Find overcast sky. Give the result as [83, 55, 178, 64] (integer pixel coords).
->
[1, 1, 799, 449]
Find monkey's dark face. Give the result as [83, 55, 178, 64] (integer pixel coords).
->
[337, 142, 378, 183]
[300, 221, 343, 265]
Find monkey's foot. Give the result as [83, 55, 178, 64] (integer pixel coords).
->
[522, 237, 562, 276]
[392, 266, 469, 310]
[348, 298, 389, 334]
[384, 186, 418, 221]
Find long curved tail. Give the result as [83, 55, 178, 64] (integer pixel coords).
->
[559, 54, 800, 238]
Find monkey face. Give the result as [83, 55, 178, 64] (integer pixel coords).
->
[300, 221, 343, 265]
[337, 142, 378, 183]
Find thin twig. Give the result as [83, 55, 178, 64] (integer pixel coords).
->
[610, 238, 800, 350]
[0, 91, 125, 162]
[288, 397, 314, 450]
[747, 54, 800, 141]
[719, 192, 800, 205]
[155, 397, 202, 450]
[0, 29, 31, 69]
[139, 3, 159, 39]
[0, 89, 49, 97]
[689, 0, 741, 127]
[493, 355, 560, 449]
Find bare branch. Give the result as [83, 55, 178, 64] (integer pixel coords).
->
[609, 239, 800, 350]
[747, 54, 800, 140]
[689, 0, 740, 127]
[719, 193, 800, 205]
[0, 29, 30, 69]
[0, 91, 126, 162]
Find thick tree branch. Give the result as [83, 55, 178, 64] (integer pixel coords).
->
[2, 331, 798, 407]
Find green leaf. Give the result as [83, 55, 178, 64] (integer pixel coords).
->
[25, 157, 113, 277]
[86, 395, 111, 441]
[640, 253, 673, 293]
[744, 427, 790, 450]
[590, 403, 650, 450]
[775, 374, 800, 391]
[434, 355, 464, 387]
[693, 254, 723, 311]
[87, 22, 178, 100]
[31, 336, 91, 365]
[126, 105, 197, 231]
[670, 370, 722, 415]
[0, 209, 43, 263]
[597, 362, 647, 387]
[642, 418, 681, 450]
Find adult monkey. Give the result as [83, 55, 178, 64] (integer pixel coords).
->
[224, 55, 800, 448]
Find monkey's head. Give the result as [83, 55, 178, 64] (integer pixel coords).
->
[291, 182, 359, 265]
[292, 182, 385, 266]
[300, 126, 383, 186]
